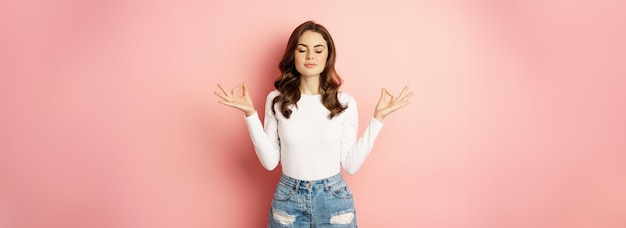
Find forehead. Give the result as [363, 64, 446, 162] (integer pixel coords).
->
[298, 30, 327, 46]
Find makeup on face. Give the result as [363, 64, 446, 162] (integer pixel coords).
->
[294, 31, 328, 77]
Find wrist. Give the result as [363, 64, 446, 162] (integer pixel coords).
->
[374, 112, 384, 122]
[245, 109, 256, 117]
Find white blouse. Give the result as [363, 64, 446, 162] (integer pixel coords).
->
[244, 90, 383, 181]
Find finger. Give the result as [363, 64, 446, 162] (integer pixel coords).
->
[398, 86, 409, 98]
[387, 100, 411, 113]
[397, 99, 411, 107]
[384, 89, 395, 100]
[218, 99, 246, 110]
[405, 92, 413, 100]
[242, 83, 249, 96]
[214, 91, 232, 101]
[231, 84, 242, 95]
[387, 94, 412, 108]
[217, 99, 233, 106]
[378, 88, 388, 103]
[399, 91, 414, 102]
[217, 84, 228, 95]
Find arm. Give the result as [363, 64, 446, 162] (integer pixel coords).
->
[215, 83, 280, 170]
[340, 97, 384, 174]
[340, 87, 413, 174]
[243, 92, 281, 170]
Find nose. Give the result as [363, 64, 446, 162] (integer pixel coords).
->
[306, 52, 314, 60]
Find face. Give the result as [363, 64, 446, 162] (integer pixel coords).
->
[294, 30, 329, 77]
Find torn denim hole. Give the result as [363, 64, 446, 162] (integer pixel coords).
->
[273, 211, 296, 225]
[330, 212, 354, 224]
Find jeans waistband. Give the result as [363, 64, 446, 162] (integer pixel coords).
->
[279, 173, 344, 191]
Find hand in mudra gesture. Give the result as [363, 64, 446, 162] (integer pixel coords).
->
[215, 83, 256, 116]
[373, 86, 413, 122]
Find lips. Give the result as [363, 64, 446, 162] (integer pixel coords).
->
[304, 63, 317, 68]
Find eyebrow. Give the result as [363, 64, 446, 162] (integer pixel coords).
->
[298, 44, 325, 48]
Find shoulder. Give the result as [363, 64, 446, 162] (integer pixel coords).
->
[266, 90, 281, 100]
[338, 91, 356, 104]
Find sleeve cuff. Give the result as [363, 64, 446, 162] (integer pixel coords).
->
[244, 111, 258, 119]
[243, 111, 260, 126]
[371, 117, 384, 126]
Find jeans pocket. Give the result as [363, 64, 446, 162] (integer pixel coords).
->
[330, 183, 353, 199]
[273, 183, 295, 201]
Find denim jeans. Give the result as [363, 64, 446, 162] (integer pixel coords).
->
[268, 173, 357, 227]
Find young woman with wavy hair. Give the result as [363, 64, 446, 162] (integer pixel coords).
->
[273, 21, 345, 119]
[215, 21, 412, 227]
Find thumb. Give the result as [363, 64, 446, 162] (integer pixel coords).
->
[379, 88, 387, 101]
[242, 82, 248, 96]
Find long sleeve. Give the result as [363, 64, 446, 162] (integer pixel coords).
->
[243, 91, 281, 170]
[340, 96, 384, 175]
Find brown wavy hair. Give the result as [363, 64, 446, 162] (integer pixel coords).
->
[272, 21, 347, 119]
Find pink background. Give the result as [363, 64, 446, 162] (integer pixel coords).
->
[2, 1, 626, 227]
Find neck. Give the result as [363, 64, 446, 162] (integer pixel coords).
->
[299, 75, 321, 95]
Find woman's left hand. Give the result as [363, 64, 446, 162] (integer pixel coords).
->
[373, 86, 413, 122]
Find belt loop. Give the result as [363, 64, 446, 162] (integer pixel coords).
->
[324, 179, 330, 191]
[295, 180, 300, 190]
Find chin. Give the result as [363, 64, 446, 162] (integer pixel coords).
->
[301, 73, 322, 77]
[297, 69, 323, 77]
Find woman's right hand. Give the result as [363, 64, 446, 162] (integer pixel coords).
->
[215, 83, 256, 116]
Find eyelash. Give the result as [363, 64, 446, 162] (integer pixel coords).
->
[298, 50, 323, 53]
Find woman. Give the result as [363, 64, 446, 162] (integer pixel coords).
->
[215, 21, 412, 227]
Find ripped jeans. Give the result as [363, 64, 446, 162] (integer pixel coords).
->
[268, 173, 357, 228]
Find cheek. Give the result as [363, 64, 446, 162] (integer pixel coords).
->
[321, 54, 329, 66]
[293, 53, 304, 65]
